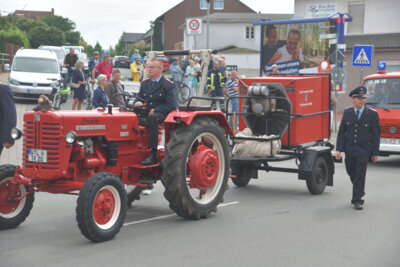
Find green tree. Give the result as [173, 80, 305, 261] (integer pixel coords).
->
[65, 31, 81, 45]
[94, 41, 102, 55]
[114, 34, 127, 56]
[28, 25, 64, 48]
[40, 15, 75, 32]
[86, 45, 94, 57]
[0, 28, 30, 52]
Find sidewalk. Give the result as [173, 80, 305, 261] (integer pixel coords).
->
[0, 72, 9, 83]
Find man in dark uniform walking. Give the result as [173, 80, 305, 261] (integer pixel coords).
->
[134, 59, 177, 166]
[335, 86, 380, 210]
[0, 84, 17, 156]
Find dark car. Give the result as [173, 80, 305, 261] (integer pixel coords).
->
[113, 56, 130, 68]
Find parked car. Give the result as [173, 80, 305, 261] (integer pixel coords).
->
[62, 45, 84, 54]
[113, 56, 130, 68]
[38, 45, 66, 70]
[156, 56, 170, 70]
[6, 49, 62, 100]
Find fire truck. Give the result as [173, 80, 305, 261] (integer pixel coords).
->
[364, 62, 400, 156]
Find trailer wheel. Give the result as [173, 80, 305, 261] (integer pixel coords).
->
[306, 156, 329, 195]
[76, 172, 127, 242]
[0, 165, 34, 230]
[161, 118, 229, 219]
[231, 165, 251, 187]
[126, 185, 143, 208]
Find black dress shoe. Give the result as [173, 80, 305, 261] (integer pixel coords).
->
[354, 202, 363, 210]
[141, 154, 157, 165]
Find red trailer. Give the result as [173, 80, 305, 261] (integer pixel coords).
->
[228, 73, 335, 194]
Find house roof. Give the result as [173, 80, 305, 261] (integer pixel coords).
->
[201, 12, 293, 23]
[218, 47, 259, 54]
[159, 0, 256, 20]
[123, 32, 145, 43]
[345, 33, 400, 49]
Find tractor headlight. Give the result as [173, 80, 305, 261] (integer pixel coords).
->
[65, 131, 77, 144]
[11, 128, 22, 140]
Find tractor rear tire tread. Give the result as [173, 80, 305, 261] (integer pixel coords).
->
[161, 118, 229, 220]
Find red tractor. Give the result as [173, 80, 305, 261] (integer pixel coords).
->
[0, 98, 232, 242]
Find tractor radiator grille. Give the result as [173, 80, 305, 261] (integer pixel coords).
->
[23, 121, 62, 170]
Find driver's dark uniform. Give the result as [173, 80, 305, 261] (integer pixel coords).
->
[136, 76, 177, 163]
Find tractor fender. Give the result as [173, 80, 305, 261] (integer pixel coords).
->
[297, 146, 334, 186]
[164, 110, 234, 136]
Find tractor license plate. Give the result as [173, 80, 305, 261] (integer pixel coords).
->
[380, 138, 400, 145]
[28, 149, 47, 163]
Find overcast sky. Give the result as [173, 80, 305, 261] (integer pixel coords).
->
[0, 0, 294, 48]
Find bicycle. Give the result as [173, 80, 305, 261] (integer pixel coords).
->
[173, 74, 191, 104]
[49, 79, 70, 110]
[84, 78, 95, 110]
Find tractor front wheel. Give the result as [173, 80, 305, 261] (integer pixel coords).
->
[0, 165, 34, 230]
[76, 172, 127, 242]
[161, 118, 229, 219]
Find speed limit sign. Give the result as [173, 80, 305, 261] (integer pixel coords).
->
[186, 18, 203, 35]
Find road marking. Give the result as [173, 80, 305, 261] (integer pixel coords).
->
[123, 201, 239, 227]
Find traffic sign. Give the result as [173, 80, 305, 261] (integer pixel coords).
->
[186, 18, 203, 35]
[352, 45, 373, 67]
[329, 50, 345, 65]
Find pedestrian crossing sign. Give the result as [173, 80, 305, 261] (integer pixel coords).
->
[352, 45, 373, 67]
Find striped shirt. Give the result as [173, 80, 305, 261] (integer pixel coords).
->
[226, 78, 239, 96]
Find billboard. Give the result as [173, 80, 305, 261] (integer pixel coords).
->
[261, 21, 336, 75]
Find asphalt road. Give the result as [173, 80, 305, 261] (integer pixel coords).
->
[1, 81, 400, 266]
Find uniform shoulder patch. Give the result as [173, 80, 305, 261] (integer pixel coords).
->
[165, 78, 174, 84]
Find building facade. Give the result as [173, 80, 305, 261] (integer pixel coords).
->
[157, 0, 256, 50]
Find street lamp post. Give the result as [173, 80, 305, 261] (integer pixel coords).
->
[149, 21, 154, 51]
[206, 0, 210, 49]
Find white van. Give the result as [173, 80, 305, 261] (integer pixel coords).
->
[38, 45, 66, 69]
[7, 49, 62, 100]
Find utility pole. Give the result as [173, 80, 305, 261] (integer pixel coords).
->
[149, 21, 154, 51]
[206, 0, 210, 49]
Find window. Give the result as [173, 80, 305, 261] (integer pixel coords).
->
[214, 0, 224, 10]
[200, 0, 208, 10]
[347, 1, 365, 34]
[246, 26, 254, 39]
[387, 61, 400, 72]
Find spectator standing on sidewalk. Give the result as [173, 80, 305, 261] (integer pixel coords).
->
[170, 58, 183, 82]
[130, 49, 143, 63]
[93, 55, 113, 81]
[335, 86, 380, 210]
[225, 71, 239, 130]
[0, 84, 17, 156]
[185, 60, 198, 97]
[207, 61, 226, 112]
[130, 56, 145, 82]
[88, 51, 102, 79]
[71, 61, 87, 110]
[193, 56, 202, 83]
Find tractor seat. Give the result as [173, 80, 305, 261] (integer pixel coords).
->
[178, 106, 213, 112]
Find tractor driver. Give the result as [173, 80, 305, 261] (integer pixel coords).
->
[134, 59, 177, 165]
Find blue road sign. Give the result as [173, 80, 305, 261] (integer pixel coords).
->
[352, 45, 373, 67]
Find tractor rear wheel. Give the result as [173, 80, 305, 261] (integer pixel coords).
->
[76, 172, 127, 242]
[161, 118, 229, 219]
[306, 156, 329, 195]
[231, 165, 252, 187]
[0, 165, 34, 230]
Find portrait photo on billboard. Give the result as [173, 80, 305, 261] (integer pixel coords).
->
[261, 21, 335, 75]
